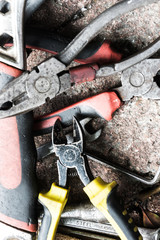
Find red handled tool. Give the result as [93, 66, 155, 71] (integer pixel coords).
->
[0, 10, 121, 237]
[0, 0, 46, 238]
[0, 67, 38, 233]
[0, 7, 122, 236]
[24, 27, 122, 65]
[0, 0, 158, 120]
[34, 92, 121, 136]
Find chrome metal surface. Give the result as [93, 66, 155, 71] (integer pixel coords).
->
[58, 225, 117, 240]
[60, 218, 160, 240]
[53, 117, 91, 187]
[60, 203, 160, 240]
[36, 118, 102, 160]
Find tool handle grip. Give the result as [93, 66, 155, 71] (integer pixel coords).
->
[84, 177, 142, 240]
[38, 183, 69, 240]
[34, 92, 121, 135]
[25, 27, 122, 65]
[0, 64, 38, 232]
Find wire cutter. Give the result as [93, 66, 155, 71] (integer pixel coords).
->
[38, 117, 143, 240]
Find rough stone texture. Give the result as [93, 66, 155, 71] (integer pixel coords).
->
[27, 0, 160, 238]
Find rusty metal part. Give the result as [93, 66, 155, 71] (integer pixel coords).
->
[0, 0, 159, 118]
[0, 0, 26, 69]
[0, 221, 36, 240]
[59, 218, 160, 240]
[113, 59, 160, 101]
[87, 153, 160, 185]
[60, 203, 160, 240]
[142, 208, 160, 228]
[58, 226, 118, 240]
[136, 185, 160, 203]
[36, 141, 160, 185]
[0, 57, 68, 117]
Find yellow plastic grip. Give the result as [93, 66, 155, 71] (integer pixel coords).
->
[83, 177, 142, 240]
[38, 183, 69, 240]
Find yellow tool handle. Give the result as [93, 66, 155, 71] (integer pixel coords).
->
[38, 183, 69, 240]
[83, 177, 143, 240]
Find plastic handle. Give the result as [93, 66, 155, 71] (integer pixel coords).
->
[0, 65, 38, 232]
[25, 27, 122, 64]
[33, 92, 121, 136]
[0, 113, 38, 232]
[38, 183, 69, 240]
[83, 177, 143, 240]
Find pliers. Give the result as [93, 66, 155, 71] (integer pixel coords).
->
[0, 0, 159, 118]
[0, 37, 159, 118]
[38, 117, 143, 240]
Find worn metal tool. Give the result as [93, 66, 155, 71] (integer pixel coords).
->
[36, 117, 102, 160]
[59, 202, 160, 240]
[36, 117, 103, 161]
[59, 221, 160, 240]
[100, 58, 160, 101]
[58, 227, 118, 240]
[0, 43, 159, 118]
[24, 27, 122, 65]
[34, 88, 160, 185]
[0, 0, 158, 118]
[36, 135, 160, 186]
[38, 117, 142, 240]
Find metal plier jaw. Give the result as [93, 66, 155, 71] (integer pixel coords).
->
[52, 117, 91, 188]
[114, 59, 160, 101]
[38, 117, 143, 240]
[0, 57, 70, 117]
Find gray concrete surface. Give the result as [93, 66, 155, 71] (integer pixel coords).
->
[27, 0, 160, 238]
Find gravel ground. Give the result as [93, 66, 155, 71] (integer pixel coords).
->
[27, 0, 160, 239]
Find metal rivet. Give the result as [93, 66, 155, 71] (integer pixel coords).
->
[129, 72, 145, 87]
[35, 77, 51, 93]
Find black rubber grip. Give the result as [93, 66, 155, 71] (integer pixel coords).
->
[38, 203, 52, 240]
[107, 187, 142, 240]
[25, 27, 104, 60]
[0, 112, 38, 232]
[0, 69, 38, 232]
